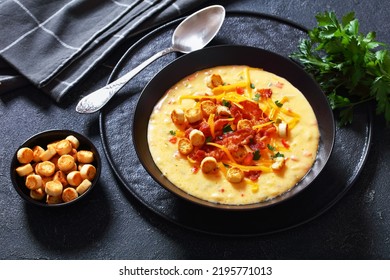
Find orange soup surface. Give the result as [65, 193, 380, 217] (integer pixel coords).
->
[148, 65, 320, 205]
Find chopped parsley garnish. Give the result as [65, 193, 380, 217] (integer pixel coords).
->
[272, 152, 285, 158]
[253, 150, 261, 160]
[267, 144, 284, 158]
[222, 99, 231, 108]
[169, 130, 176, 136]
[267, 144, 276, 151]
[275, 100, 283, 107]
[222, 124, 233, 133]
[253, 93, 260, 102]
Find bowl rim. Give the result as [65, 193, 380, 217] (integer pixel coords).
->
[10, 129, 102, 207]
[133, 44, 335, 211]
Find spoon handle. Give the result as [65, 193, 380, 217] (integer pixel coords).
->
[76, 46, 175, 113]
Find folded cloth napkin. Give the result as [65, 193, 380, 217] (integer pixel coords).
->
[0, 58, 30, 93]
[0, 0, 205, 102]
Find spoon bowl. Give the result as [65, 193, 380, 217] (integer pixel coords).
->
[172, 6, 225, 53]
[76, 5, 225, 114]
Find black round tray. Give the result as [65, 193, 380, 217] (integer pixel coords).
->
[99, 11, 372, 236]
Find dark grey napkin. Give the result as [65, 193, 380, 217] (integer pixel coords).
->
[0, 0, 204, 102]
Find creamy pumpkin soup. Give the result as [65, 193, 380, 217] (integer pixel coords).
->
[147, 65, 319, 205]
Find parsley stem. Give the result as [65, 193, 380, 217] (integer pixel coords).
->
[338, 96, 375, 108]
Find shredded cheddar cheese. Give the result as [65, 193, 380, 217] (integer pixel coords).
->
[206, 142, 237, 163]
[252, 121, 275, 130]
[227, 162, 272, 173]
[207, 113, 216, 139]
[211, 81, 248, 94]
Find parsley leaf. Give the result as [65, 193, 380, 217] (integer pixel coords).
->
[222, 124, 233, 133]
[275, 100, 283, 107]
[222, 99, 231, 108]
[253, 150, 261, 160]
[267, 144, 276, 151]
[253, 93, 260, 102]
[272, 152, 285, 159]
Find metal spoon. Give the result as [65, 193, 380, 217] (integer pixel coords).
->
[76, 5, 225, 113]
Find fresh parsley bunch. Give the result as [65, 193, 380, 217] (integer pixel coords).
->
[291, 11, 390, 126]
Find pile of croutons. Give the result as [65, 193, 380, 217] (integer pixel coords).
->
[15, 135, 97, 204]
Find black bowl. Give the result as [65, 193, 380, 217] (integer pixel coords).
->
[133, 45, 335, 210]
[10, 129, 101, 207]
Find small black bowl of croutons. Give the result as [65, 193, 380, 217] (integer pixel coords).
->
[10, 129, 101, 207]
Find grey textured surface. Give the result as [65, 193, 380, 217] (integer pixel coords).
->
[1, 0, 389, 259]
